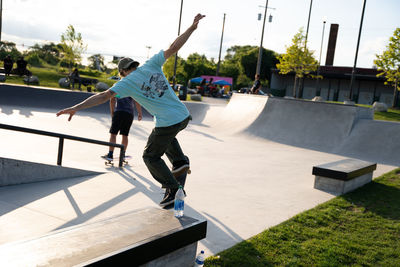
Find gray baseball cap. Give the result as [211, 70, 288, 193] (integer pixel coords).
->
[118, 57, 139, 71]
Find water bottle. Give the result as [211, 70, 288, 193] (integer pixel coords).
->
[174, 186, 185, 218]
[194, 250, 205, 267]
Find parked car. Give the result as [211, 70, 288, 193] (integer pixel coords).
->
[238, 87, 250, 94]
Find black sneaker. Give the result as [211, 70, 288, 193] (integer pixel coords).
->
[159, 188, 178, 207]
[172, 163, 190, 177]
[101, 154, 113, 161]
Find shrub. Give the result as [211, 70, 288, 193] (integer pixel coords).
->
[26, 53, 43, 67]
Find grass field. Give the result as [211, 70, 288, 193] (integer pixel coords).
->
[2, 65, 116, 90]
[205, 168, 400, 266]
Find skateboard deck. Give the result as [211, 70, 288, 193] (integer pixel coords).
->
[102, 155, 131, 166]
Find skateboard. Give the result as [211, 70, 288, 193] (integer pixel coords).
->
[102, 155, 131, 167]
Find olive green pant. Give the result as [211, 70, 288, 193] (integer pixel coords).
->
[142, 116, 190, 189]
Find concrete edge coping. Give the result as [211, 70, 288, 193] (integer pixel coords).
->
[0, 207, 207, 266]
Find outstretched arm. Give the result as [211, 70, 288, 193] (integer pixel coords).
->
[164, 13, 205, 60]
[135, 101, 143, 121]
[56, 89, 117, 121]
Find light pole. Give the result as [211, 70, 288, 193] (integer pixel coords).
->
[145, 46, 151, 59]
[299, 0, 313, 98]
[0, 0, 3, 42]
[256, 0, 269, 76]
[216, 13, 226, 76]
[349, 0, 367, 102]
[315, 19, 327, 93]
[172, 0, 184, 90]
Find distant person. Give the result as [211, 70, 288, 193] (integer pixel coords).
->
[16, 57, 28, 76]
[102, 96, 142, 161]
[57, 13, 205, 207]
[69, 68, 82, 90]
[3, 55, 14, 76]
[206, 77, 214, 96]
[250, 74, 261, 94]
[199, 78, 207, 95]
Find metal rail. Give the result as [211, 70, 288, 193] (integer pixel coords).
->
[0, 123, 125, 167]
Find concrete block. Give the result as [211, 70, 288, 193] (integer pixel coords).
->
[0, 157, 102, 186]
[314, 172, 372, 195]
[0, 207, 207, 266]
[312, 96, 324, 102]
[23, 75, 39, 85]
[313, 158, 376, 194]
[372, 101, 388, 112]
[58, 77, 70, 88]
[190, 94, 202, 101]
[96, 82, 110, 91]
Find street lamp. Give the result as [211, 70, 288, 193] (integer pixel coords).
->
[349, 0, 367, 102]
[172, 0, 184, 91]
[298, 0, 313, 98]
[216, 13, 226, 76]
[145, 46, 151, 59]
[315, 18, 327, 93]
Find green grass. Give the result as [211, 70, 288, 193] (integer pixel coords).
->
[205, 169, 400, 266]
[2, 65, 116, 91]
[374, 108, 400, 122]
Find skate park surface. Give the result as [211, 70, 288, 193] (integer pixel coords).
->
[0, 84, 399, 258]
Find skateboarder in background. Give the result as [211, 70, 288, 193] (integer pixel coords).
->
[250, 74, 261, 94]
[101, 95, 142, 161]
[57, 13, 205, 207]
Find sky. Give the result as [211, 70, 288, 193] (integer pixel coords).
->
[2, 0, 399, 68]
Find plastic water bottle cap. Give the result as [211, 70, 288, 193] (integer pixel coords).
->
[201, 250, 204, 253]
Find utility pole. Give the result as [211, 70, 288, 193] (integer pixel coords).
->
[216, 13, 226, 76]
[0, 0, 3, 42]
[256, 0, 269, 76]
[349, 0, 367, 102]
[304, 0, 313, 49]
[172, 0, 183, 91]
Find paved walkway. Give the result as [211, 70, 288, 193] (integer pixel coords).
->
[0, 92, 396, 257]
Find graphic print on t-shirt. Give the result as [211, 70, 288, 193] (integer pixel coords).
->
[140, 73, 168, 98]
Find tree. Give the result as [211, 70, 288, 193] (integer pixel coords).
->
[182, 53, 216, 80]
[276, 28, 319, 98]
[163, 55, 186, 84]
[60, 25, 87, 70]
[240, 47, 278, 83]
[26, 42, 62, 65]
[0, 41, 21, 61]
[374, 28, 400, 108]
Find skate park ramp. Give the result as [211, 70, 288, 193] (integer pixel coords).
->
[0, 157, 102, 186]
[198, 93, 400, 166]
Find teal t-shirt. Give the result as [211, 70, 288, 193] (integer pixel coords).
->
[110, 50, 189, 127]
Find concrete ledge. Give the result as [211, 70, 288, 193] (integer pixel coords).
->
[313, 158, 376, 194]
[0, 207, 207, 266]
[0, 157, 102, 186]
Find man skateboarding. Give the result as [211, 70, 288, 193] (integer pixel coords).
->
[57, 13, 205, 207]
